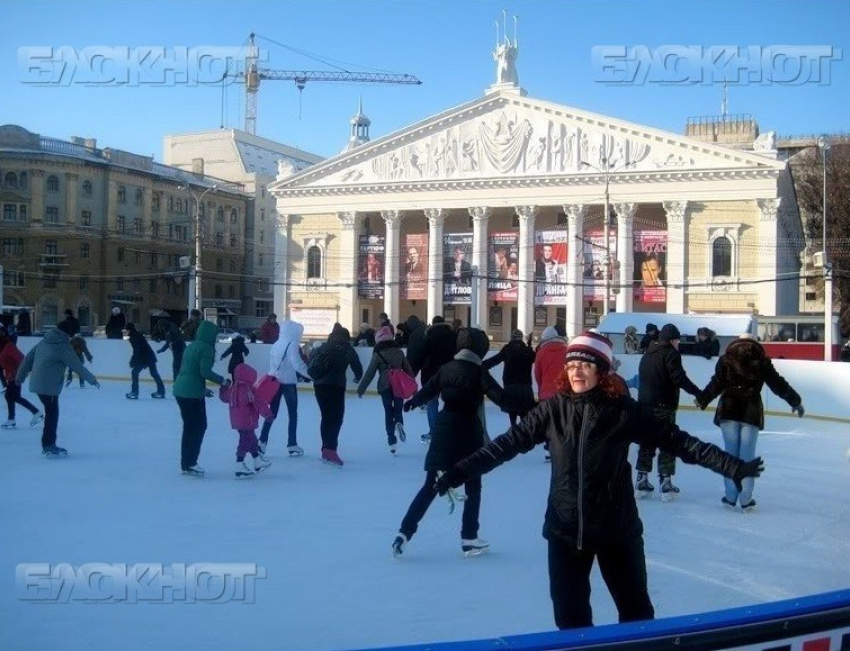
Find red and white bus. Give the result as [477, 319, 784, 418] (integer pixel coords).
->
[756, 315, 843, 361]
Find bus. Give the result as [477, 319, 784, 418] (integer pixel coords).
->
[757, 315, 843, 361]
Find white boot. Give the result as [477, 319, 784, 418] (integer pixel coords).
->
[253, 453, 272, 472]
[287, 445, 304, 456]
[30, 412, 44, 426]
[235, 458, 255, 478]
[461, 537, 490, 556]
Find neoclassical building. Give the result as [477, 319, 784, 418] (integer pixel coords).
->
[269, 41, 802, 341]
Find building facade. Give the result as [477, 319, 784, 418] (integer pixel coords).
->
[268, 45, 803, 341]
[0, 125, 251, 333]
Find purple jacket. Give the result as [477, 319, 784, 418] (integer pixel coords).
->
[219, 363, 273, 431]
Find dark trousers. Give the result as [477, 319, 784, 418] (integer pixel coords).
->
[131, 363, 165, 395]
[380, 388, 403, 445]
[176, 397, 207, 470]
[37, 394, 59, 449]
[547, 535, 654, 629]
[260, 384, 298, 447]
[5, 382, 38, 420]
[171, 346, 185, 380]
[400, 470, 483, 541]
[314, 385, 345, 450]
[236, 429, 259, 461]
[636, 406, 677, 478]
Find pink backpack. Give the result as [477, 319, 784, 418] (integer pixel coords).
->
[377, 350, 418, 399]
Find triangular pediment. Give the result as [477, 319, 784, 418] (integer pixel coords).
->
[270, 91, 784, 192]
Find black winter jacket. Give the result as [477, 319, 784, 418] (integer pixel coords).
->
[696, 338, 801, 429]
[221, 338, 250, 374]
[408, 322, 457, 385]
[692, 337, 720, 359]
[405, 321, 428, 373]
[483, 340, 535, 386]
[128, 331, 156, 369]
[453, 387, 743, 550]
[638, 341, 700, 410]
[309, 334, 363, 389]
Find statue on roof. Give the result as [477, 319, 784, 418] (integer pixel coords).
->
[493, 12, 519, 86]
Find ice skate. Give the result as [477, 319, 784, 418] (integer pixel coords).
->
[258, 440, 267, 454]
[660, 476, 680, 502]
[392, 533, 408, 558]
[65, 378, 72, 387]
[42, 445, 68, 458]
[395, 422, 406, 443]
[635, 471, 654, 498]
[287, 445, 304, 457]
[182, 465, 205, 477]
[461, 538, 489, 557]
[740, 499, 757, 513]
[1, 420, 16, 429]
[419, 432, 431, 444]
[253, 453, 272, 472]
[125, 392, 139, 400]
[321, 448, 344, 468]
[30, 412, 44, 426]
[389, 443, 397, 455]
[235, 458, 255, 478]
[151, 391, 166, 399]
[721, 496, 737, 510]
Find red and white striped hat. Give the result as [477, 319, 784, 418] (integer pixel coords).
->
[565, 331, 614, 373]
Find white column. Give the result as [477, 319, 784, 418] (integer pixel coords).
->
[469, 206, 491, 329]
[337, 210, 362, 332]
[425, 208, 447, 323]
[515, 205, 537, 337]
[273, 213, 292, 319]
[663, 201, 689, 314]
[614, 202, 637, 314]
[564, 204, 586, 338]
[382, 210, 404, 325]
[756, 199, 781, 317]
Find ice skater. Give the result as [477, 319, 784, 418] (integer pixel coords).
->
[0, 331, 43, 429]
[220, 363, 273, 478]
[125, 324, 166, 399]
[66, 334, 93, 387]
[221, 334, 250, 381]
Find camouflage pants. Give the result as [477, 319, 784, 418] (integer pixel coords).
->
[636, 407, 677, 478]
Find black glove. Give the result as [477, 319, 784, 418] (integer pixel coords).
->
[733, 457, 764, 493]
[434, 466, 466, 496]
[403, 400, 416, 413]
[792, 404, 805, 418]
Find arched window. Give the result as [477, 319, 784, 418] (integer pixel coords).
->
[306, 246, 322, 279]
[47, 175, 60, 192]
[117, 185, 126, 203]
[4, 172, 17, 188]
[712, 236, 732, 277]
[134, 188, 143, 205]
[82, 180, 92, 197]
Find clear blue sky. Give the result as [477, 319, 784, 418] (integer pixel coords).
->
[1, 0, 847, 161]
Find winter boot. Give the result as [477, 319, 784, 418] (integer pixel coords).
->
[253, 453, 272, 472]
[660, 475, 680, 502]
[235, 458, 255, 478]
[461, 538, 490, 557]
[30, 412, 44, 426]
[392, 533, 408, 558]
[182, 465, 205, 477]
[287, 445, 304, 457]
[321, 448, 344, 468]
[395, 422, 406, 443]
[126, 392, 139, 400]
[1, 420, 16, 429]
[635, 471, 654, 497]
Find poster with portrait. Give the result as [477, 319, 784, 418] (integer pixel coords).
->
[400, 233, 428, 301]
[534, 230, 568, 306]
[443, 232, 473, 305]
[633, 230, 667, 303]
[358, 234, 385, 299]
[581, 229, 616, 301]
[488, 232, 519, 302]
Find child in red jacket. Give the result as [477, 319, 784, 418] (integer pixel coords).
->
[0, 332, 43, 429]
[219, 362, 274, 478]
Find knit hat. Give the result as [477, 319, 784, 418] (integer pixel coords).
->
[659, 324, 681, 342]
[375, 326, 394, 344]
[540, 326, 562, 343]
[112, 307, 121, 315]
[510, 329, 523, 341]
[565, 331, 614, 373]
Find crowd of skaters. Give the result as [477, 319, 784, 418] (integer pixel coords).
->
[0, 305, 807, 631]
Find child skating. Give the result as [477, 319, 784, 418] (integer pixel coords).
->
[220, 362, 273, 478]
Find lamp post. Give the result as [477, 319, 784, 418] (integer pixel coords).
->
[817, 136, 832, 361]
[178, 182, 218, 314]
[580, 154, 634, 317]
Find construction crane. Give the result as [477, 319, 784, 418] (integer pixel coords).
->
[239, 33, 422, 135]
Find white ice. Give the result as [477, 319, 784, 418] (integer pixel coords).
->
[1, 380, 848, 651]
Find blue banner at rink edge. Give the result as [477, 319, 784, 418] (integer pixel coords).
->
[352, 589, 850, 651]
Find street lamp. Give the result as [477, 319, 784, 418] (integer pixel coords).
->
[580, 154, 635, 317]
[178, 182, 218, 314]
[817, 136, 832, 361]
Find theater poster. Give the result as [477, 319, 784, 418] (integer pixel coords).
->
[488, 232, 519, 302]
[581, 229, 616, 301]
[534, 230, 568, 306]
[633, 230, 667, 304]
[400, 233, 428, 301]
[358, 234, 385, 299]
[443, 232, 473, 305]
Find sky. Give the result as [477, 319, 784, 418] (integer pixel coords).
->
[1, 0, 848, 162]
[1, 339, 849, 650]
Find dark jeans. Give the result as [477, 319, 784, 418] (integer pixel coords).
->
[547, 535, 654, 629]
[176, 397, 207, 470]
[131, 363, 165, 395]
[37, 394, 59, 449]
[400, 470, 482, 541]
[380, 388, 403, 445]
[5, 382, 38, 420]
[260, 384, 298, 447]
[636, 406, 677, 478]
[314, 385, 345, 451]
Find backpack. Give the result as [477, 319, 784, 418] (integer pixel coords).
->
[376, 350, 418, 399]
[307, 344, 335, 381]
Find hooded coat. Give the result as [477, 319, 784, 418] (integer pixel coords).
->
[534, 338, 568, 400]
[408, 321, 457, 385]
[309, 328, 363, 389]
[16, 328, 96, 395]
[127, 327, 157, 369]
[173, 321, 225, 398]
[105, 311, 126, 339]
[219, 363, 274, 430]
[268, 320, 310, 384]
[637, 340, 700, 410]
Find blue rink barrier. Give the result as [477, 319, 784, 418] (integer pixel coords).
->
[358, 589, 850, 651]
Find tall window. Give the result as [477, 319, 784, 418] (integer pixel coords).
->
[42, 271, 58, 289]
[3, 204, 16, 221]
[174, 198, 182, 214]
[214, 284, 222, 298]
[19, 205, 26, 221]
[80, 242, 90, 259]
[2, 238, 24, 255]
[230, 208, 238, 223]
[41, 303, 58, 327]
[228, 285, 235, 299]
[306, 245, 322, 279]
[217, 207, 224, 222]
[152, 193, 160, 211]
[259, 231, 264, 244]
[83, 180, 92, 197]
[230, 260, 236, 273]
[45, 207, 59, 223]
[4, 172, 18, 188]
[3, 269, 25, 287]
[258, 254, 264, 267]
[117, 185, 126, 203]
[19, 172, 27, 189]
[134, 188, 143, 205]
[712, 236, 732, 277]
[81, 210, 92, 226]
[45, 240, 58, 255]
[117, 215, 125, 233]
[151, 221, 160, 238]
[149, 252, 158, 268]
[78, 306, 90, 327]
[229, 234, 237, 247]
[80, 276, 89, 290]
[134, 217, 142, 234]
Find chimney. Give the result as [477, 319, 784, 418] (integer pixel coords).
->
[192, 157, 205, 176]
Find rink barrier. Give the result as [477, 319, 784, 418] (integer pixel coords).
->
[356, 589, 850, 651]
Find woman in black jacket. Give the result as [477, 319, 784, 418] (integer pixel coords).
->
[125, 324, 166, 399]
[392, 328, 524, 558]
[434, 331, 763, 630]
[221, 335, 249, 380]
[696, 334, 803, 511]
[483, 329, 536, 426]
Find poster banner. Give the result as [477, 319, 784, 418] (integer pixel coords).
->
[534, 230, 568, 306]
[633, 230, 667, 303]
[289, 308, 337, 337]
[400, 233, 428, 301]
[358, 234, 385, 299]
[443, 232, 473, 305]
[488, 231, 519, 302]
[581, 229, 616, 301]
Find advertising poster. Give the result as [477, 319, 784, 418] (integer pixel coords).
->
[488, 231, 519, 302]
[442, 232, 473, 305]
[534, 230, 568, 306]
[358, 234, 385, 299]
[633, 230, 667, 304]
[581, 229, 616, 301]
[400, 233, 428, 301]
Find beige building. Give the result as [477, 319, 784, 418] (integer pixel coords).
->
[163, 129, 323, 331]
[0, 125, 251, 333]
[268, 44, 804, 341]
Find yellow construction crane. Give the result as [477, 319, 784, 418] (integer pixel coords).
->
[237, 33, 422, 135]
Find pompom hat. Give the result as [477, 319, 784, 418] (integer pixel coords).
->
[565, 331, 614, 373]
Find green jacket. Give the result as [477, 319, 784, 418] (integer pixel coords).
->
[173, 321, 225, 398]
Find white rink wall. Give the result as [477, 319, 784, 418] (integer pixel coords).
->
[13, 336, 850, 422]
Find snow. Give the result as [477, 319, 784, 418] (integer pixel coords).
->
[1, 362, 849, 650]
